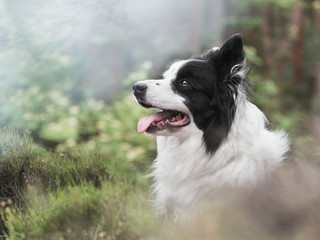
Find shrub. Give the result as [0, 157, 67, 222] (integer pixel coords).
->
[0, 62, 157, 185]
[5, 182, 156, 240]
[0, 129, 111, 200]
[0, 129, 158, 239]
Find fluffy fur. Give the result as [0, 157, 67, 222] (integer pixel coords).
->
[132, 34, 290, 217]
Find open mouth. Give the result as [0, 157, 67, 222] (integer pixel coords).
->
[137, 109, 191, 133]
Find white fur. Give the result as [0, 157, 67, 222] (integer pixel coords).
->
[135, 60, 290, 218]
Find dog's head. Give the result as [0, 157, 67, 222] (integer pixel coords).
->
[133, 34, 250, 153]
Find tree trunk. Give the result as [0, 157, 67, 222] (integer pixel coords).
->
[311, 1, 320, 147]
[312, 61, 320, 147]
[314, 0, 320, 29]
[261, 4, 273, 75]
[290, 3, 305, 85]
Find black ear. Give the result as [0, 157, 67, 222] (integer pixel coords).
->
[201, 34, 248, 154]
[214, 33, 246, 82]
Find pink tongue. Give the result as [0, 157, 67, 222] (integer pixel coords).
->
[137, 111, 173, 133]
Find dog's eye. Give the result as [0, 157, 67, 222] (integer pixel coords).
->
[179, 80, 189, 87]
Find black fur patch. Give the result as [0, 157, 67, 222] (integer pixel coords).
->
[171, 34, 250, 154]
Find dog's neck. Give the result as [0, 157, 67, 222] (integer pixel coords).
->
[149, 96, 290, 216]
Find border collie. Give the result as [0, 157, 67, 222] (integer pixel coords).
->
[132, 34, 290, 217]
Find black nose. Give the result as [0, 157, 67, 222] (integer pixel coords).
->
[132, 83, 147, 97]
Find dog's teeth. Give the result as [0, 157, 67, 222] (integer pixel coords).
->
[165, 119, 170, 124]
[172, 117, 176, 122]
[151, 121, 156, 126]
[176, 114, 181, 120]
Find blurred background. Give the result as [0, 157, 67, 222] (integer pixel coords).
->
[0, 0, 320, 154]
[0, 0, 320, 239]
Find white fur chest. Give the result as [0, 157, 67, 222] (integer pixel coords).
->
[150, 132, 209, 215]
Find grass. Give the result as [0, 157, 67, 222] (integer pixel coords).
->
[0, 128, 157, 239]
[0, 129, 110, 199]
[5, 183, 156, 240]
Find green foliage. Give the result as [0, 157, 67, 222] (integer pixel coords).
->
[224, 16, 263, 28]
[0, 128, 157, 239]
[245, 46, 263, 66]
[246, 47, 303, 135]
[0, 129, 108, 200]
[0, 129, 43, 209]
[0, 63, 156, 185]
[0, 125, 149, 207]
[5, 182, 156, 240]
[0, 129, 35, 175]
[77, 94, 156, 184]
[250, 73, 303, 135]
[252, 0, 297, 9]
